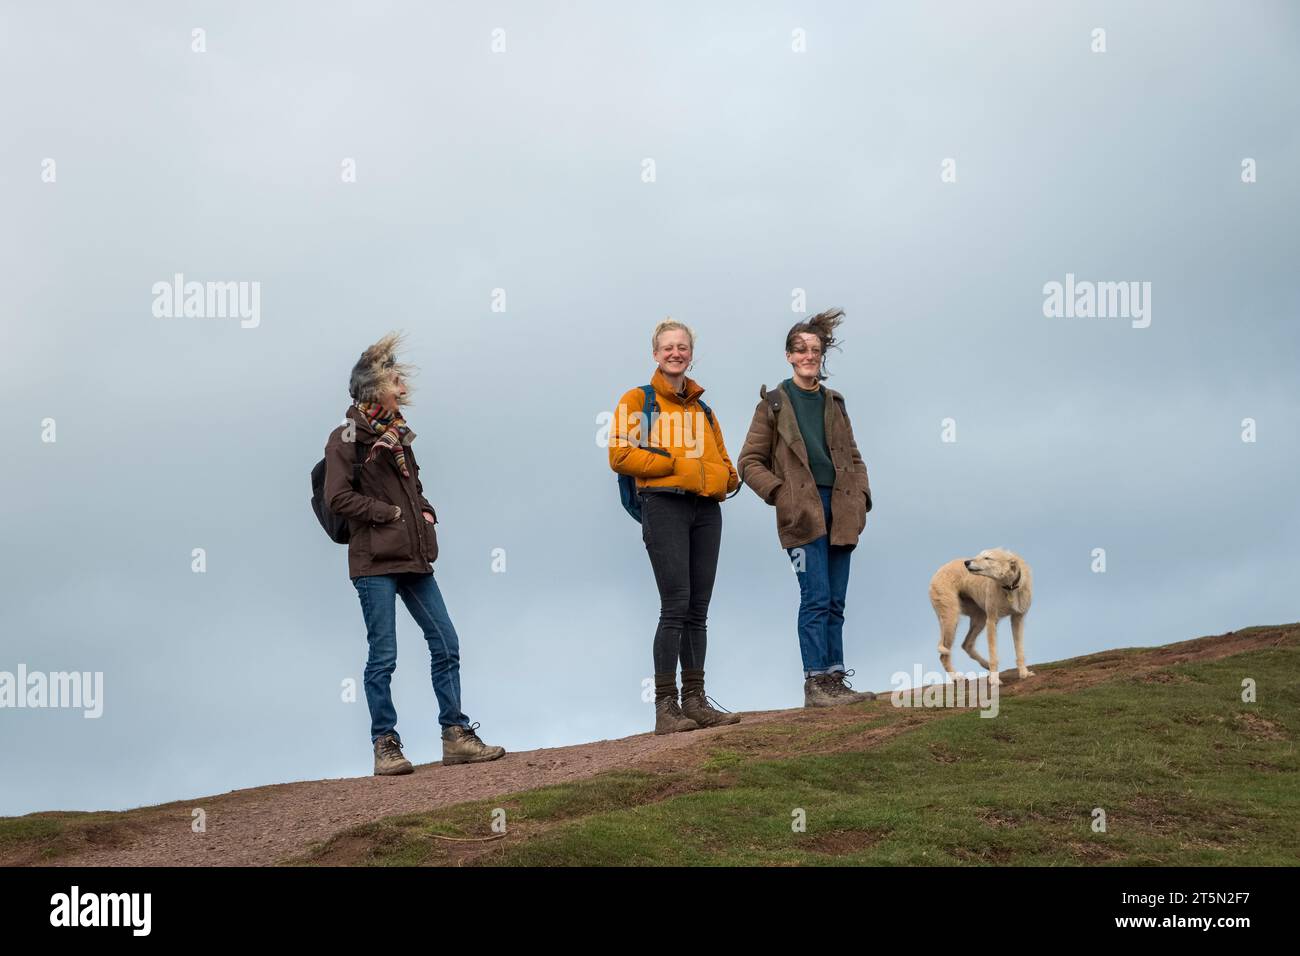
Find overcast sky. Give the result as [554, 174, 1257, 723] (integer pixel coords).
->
[2, 1, 1297, 817]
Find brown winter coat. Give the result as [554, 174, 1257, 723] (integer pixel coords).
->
[736, 382, 872, 549]
[323, 406, 439, 578]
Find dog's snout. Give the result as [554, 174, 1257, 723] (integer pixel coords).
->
[964, 560, 974, 570]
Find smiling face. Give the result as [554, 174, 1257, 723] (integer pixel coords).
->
[786, 331, 824, 380]
[964, 548, 1019, 583]
[654, 327, 693, 378]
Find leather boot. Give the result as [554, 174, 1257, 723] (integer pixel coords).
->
[654, 673, 699, 734]
[373, 733, 414, 775]
[827, 669, 876, 703]
[680, 669, 741, 727]
[803, 674, 842, 708]
[442, 723, 506, 765]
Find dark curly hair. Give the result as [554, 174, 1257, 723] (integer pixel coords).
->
[785, 308, 844, 380]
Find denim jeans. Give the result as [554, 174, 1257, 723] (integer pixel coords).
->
[786, 486, 852, 677]
[352, 571, 469, 743]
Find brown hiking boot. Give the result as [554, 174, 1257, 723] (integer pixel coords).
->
[655, 695, 700, 735]
[373, 734, 414, 776]
[803, 674, 843, 708]
[680, 688, 742, 727]
[827, 669, 876, 703]
[442, 722, 506, 765]
[680, 668, 741, 728]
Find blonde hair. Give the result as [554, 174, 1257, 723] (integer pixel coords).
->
[651, 318, 695, 353]
[349, 330, 417, 404]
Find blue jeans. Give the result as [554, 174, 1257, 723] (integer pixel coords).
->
[352, 572, 469, 743]
[786, 486, 852, 677]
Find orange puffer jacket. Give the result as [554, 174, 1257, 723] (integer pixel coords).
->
[609, 368, 740, 500]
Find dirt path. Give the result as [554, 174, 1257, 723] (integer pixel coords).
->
[12, 624, 1294, 867]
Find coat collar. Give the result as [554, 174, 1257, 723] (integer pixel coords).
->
[762, 380, 846, 470]
[651, 367, 705, 404]
[775, 379, 843, 403]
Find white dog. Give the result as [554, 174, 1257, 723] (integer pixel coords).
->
[929, 548, 1034, 685]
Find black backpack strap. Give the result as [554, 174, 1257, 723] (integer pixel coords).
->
[763, 383, 783, 455]
[764, 383, 784, 417]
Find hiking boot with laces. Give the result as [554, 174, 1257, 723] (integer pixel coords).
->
[442, 722, 506, 765]
[680, 688, 742, 727]
[803, 674, 842, 708]
[654, 695, 700, 735]
[827, 669, 876, 703]
[373, 733, 414, 776]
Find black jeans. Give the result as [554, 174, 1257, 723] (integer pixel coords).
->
[640, 491, 723, 677]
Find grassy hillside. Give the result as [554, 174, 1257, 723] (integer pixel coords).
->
[300, 629, 1298, 866]
[4, 625, 1295, 867]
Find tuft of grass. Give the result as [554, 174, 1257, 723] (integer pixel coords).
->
[0, 811, 145, 863]
[300, 770, 713, 865]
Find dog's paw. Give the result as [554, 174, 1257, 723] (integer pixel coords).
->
[988, 672, 1002, 687]
[1019, 668, 1036, 679]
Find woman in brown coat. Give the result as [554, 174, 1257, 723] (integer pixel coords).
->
[736, 309, 877, 707]
[323, 333, 506, 774]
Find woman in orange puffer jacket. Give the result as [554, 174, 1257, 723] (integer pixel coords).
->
[609, 320, 742, 735]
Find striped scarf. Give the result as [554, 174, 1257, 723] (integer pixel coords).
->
[355, 401, 412, 478]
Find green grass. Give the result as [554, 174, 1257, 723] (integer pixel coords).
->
[304, 645, 1298, 866]
[0, 811, 144, 863]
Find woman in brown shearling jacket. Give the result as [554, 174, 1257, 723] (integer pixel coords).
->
[736, 309, 877, 709]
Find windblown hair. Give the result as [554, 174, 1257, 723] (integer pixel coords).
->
[651, 318, 695, 353]
[785, 308, 844, 381]
[348, 331, 416, 404]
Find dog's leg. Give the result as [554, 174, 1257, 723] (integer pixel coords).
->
[1011, 613, 1034, 679]
[985, 616, 1001, 685]
[934, 602, 961, 679]
[961, 608, 990, 670]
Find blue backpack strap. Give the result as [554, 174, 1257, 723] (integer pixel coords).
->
[697, 399, 715, 427]
[641, 385, 657, 443]
[617, 385, 659, 524]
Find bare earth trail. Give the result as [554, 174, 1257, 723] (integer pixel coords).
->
[8, 625, 1293, 867]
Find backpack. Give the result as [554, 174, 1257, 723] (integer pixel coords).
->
[310, 439, 366, 543]
[617, 385, 727, 522]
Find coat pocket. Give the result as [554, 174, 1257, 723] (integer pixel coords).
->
[775, 481, 798, 535]
[670, 455, 704, 495]
[369, 517, 410, 562]
[421, 510, 439, 563]
[700, 460, 731, 499]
